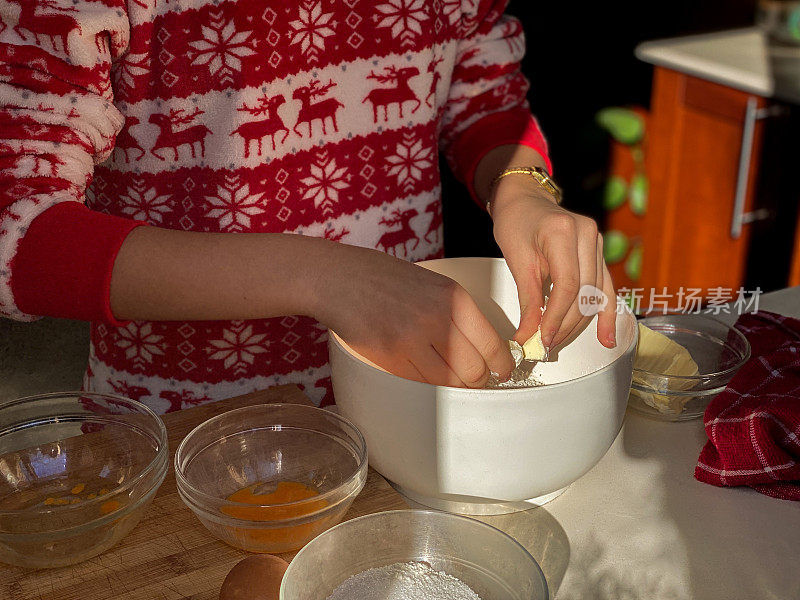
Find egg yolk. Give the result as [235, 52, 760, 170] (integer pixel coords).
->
[222, 481, 331, 552]
[100, 499, 121, 515]
[42, 483, 124, 516]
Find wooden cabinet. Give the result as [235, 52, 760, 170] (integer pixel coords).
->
[641, 67, 768, 298]
[792, 209, 800, 287]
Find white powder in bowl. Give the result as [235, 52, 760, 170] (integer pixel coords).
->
[485, 364, 543, 389]
[485, 340, 544, 389]
[325, 561, 483, 600]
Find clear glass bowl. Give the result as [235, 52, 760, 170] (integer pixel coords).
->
[281, 509, 548, 600]
[0, 392, 168, 568]
[174, 403, 368, 554]
[628, 314, 751, 421]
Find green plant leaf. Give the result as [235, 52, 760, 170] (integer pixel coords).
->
[789, 8, 800, 40]
[603, 176, 628, 211]
[603, 230, 629, 264]
[596, 108, 645, 145]
[625, 244, 643, 281]
[629, 173, 648, 216]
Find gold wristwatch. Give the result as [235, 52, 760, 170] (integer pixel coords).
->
[490, 166, 563, 206]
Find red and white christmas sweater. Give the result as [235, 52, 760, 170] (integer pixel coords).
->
[0, 0, 549, 411]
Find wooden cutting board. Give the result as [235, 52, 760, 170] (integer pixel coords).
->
[2, 385, 408, 600]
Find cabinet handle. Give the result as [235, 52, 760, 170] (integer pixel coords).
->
[731, 98, 778, 238]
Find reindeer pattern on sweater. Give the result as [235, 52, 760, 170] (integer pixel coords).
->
[0, 0, 544, 410]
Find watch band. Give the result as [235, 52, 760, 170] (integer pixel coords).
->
[489, 166, 563, 209]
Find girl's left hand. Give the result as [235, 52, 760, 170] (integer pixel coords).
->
[489, 174, 618, 352]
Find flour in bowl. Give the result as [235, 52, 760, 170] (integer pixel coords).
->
[486, 367, 543, 389]
[485, 340, 544, 389]
[325, 561, 483, 600]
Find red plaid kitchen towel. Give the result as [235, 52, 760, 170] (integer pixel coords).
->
[695, 311, 800, 500]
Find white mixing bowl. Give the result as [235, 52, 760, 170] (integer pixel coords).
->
[329, 257, 637, 514]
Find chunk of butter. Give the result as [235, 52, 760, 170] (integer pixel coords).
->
[630, 323, 699, 414]
[507, 340, 525, 367]
[522, 330, 547, 361]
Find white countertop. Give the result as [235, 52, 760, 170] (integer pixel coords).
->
[478, 286, 800, 600]
[636, 28, 784, 100]
[2, 290, 799, 599]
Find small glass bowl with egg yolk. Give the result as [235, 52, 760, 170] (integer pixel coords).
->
[174, 403, 367, 553]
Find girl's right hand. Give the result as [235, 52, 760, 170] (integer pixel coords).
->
[313, 245, 515, 388]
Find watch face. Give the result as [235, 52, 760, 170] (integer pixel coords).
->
[533, 168, 556, 190]
[539, 173, 562, 203]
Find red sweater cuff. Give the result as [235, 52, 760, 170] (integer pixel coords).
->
[450, 108, 552, 206]
[10, 202, 146, 325]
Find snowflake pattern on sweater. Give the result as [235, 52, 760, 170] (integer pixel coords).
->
[0, 0, 547, 410]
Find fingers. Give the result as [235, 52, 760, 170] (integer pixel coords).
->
[418, 342, 479, 388]
[537, 216, 579, 348]
[504, 250, 545, 345]
[403, 360, 429, 384]
[372, 333, 490, 389]
[411, 345, 464, 387]
[420, 295, 515, 389]
[596, 234, 605, 294]
[596, 261, 618, 348]
[540, 215, 600, 349]
[556, 224, 600, 347]
[451, 287, 515, 382]
[369, 352, 429, 384]
[434, 327, 490, 388]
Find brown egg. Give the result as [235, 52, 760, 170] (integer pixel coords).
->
[219, 555, 289, 600]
